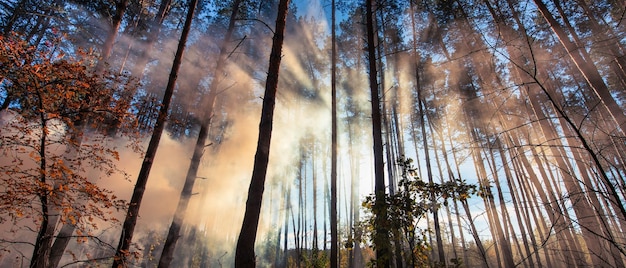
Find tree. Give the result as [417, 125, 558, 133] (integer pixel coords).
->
[128, 0, 173, 79]
[234, 0, 291, 266]
[156, 0, 243, 266]
[365, 0, 391, 266]
[408, 3, 445, 262]
[0, 32, 137, 268]
[111, 0, 198, 266]
[330, 0, 339, 267]
[95, 0, 129, 73]
[361, 158, 477, 267]
[533, 0, 626, 132]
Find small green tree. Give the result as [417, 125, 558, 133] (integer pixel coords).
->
[361, 157, 477, 267]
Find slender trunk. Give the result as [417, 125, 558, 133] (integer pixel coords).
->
[445, 134, 470, 266]
[571, 0, 626, 88]
[366, 0, 391, 266]
[330, 0, 338, 265]
[282, 186, 291, 267]
[130, 0, 173, 78]
[508, 135, 555, 267]
[347, 120, 362, 268]
[506, 152, 543, 268]
[156, 98, 211, 268]
[464, 115, 513, 267]
[31, 114, 52, 268]
[274, 182, 286, 267]
[486, 144, 525, 266]
[157, 1, 242, 266]
[312, 145, 318, 251]
[47, 219, 75, 267]
[409, 5, 445, 265]
[461, 199, 489, 268]
[96, 0, 130, 73]
[533, 0, 626, 132]
[290, 190, 300, 268]
[112, 0, 197, 266]
[234, 0, 290, 265]
[495, 140, 536, 268]
[427, 117, 458, 262]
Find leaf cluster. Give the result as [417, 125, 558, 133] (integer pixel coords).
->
[0, 32, 141, 234]
[361, 157, 477, 265]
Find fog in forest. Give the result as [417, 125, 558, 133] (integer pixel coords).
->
[1, 0, 625, 267]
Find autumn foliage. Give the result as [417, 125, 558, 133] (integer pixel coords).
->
[0, 32, 140, 265]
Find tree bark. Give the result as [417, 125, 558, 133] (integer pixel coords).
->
[111, 0, 197, 266]
[365, 0, 391, 266]
[533, 0, 626, 132]
[130, 0, 173, 78]
[96, 0, 130, 73]
[330, 0, 338, 265]
[30, 116, 53, 268]
[234, 0, 290, 266]
[157, 0, 242, 266]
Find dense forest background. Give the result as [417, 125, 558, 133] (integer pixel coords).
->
[1, 0, 625, 267]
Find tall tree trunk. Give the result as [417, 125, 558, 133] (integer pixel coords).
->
[444, 133, 471, 266]
[282, 186, 291, 267]
[509, 133, 560, 266]
[494, 139, 536, 268]
[420, 79, 444, 267]
[130, 0, 173, 78]
[365, 0, 390, 266]
[427, 117, 458, 262]
[157, 0, 242, 266]
[156, 95, 211, 267]
[408, 2, 445, 265]
[533, 0, 626, 132]
[504, 150, 543, 268]
[460, 199, 490, 268]
[96, 0, 130, 73]
[111, 0, 198, 266]
[330, 0, 338, 265]
[324, 151, 330, 253]
[465, 120, 514, 267]
[234, 0, 290, 265]
[347, 117, 362, 268]
[570, 0, 626, 88]
[311, 143, 316, 251]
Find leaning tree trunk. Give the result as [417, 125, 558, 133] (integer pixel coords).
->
[157, 0, 242, 266]
[234, 0, 290, 266]
[46, 0, 131, 261]
[413, 37, 446, 268]
[130, 0, 173, 78]
[111, 0, 198, 266]
[96, 0, 129, 73]
[533, 0, 626, 132]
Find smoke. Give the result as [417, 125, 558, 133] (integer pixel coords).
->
[2, 0, 391, 266]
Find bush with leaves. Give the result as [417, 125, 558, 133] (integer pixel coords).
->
[0, 32, 141, 265]
[361, 157, 477, 267]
